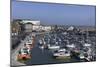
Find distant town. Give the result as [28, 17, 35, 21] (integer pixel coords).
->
[11, 19, 96, 66]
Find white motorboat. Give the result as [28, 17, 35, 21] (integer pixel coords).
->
[53, 52, 70, 57]
[83, 43, 91, 47]
[79, 53, 85, 60]
[25, 40, 33, 49]
[58, 48, 66, 52]
[53, 49, 71, 59]
[66, 44, 75, 48]
[47, 44, 60, 50]
[39, 39, 43, 44]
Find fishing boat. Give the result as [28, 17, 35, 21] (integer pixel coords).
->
[17, 47, 31, 61]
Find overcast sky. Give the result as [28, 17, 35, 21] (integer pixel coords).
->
[12, 0, 96, 26]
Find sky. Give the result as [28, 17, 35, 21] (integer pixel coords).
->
[11, 0, 96, 26]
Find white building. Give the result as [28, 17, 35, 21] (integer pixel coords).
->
[33, 25, 51, 32]
[33, 25, 41, 31]
[22, 20, 40, 25]
[43, 26, 52, 31]
[21, 20, 51, 32]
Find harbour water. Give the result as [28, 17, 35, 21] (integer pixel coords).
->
[25, 39, 80, 65]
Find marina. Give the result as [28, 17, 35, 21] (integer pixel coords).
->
[11, 25, 96, 66]
[11, 1, 96, 66]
